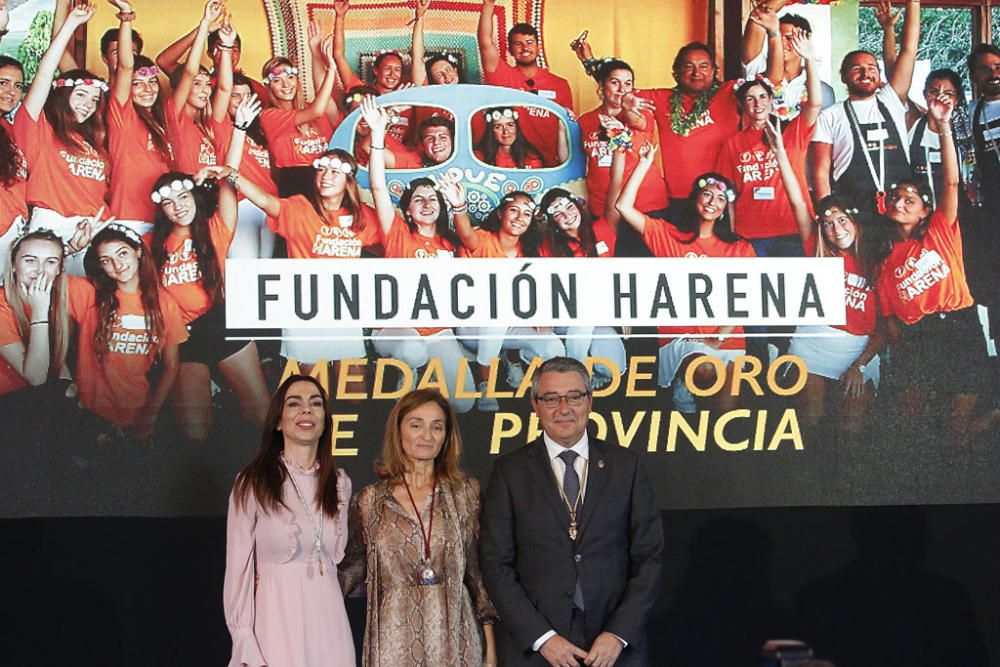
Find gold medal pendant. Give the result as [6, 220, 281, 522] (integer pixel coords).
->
[568, 520, 578, 541]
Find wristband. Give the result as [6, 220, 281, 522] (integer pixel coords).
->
[370, 145, 386, 150]
[30, 321, 49, 326]
[116, 11, 136, 21]
[215, 44, 235, 51]
[234, 120, 252, 131]
[226, 168, 240, 187]
[768, 30, 779, 39]
[452, 203, 468, 213]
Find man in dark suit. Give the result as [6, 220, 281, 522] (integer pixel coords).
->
[480, 357, 664, 667]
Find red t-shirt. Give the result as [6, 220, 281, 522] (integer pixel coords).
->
[210, 116, 278, 198]
[107, 96, 173, 223]
[877, 211, 974, 325]
[578, 107, 666, 217]
[475, 149, 543, 170]
[69, 282, 188, 427]
[165, 99, 217, 174]
[539, 217, 617, 258]
[642, 216, 756, 348]
[383, 213, 455, 335]
[269, 195, 380, 259]
[354, 134, 419, 169]
[260, 109, 334, 169]
[13, 110, 108, 217]
[341, 70, 413, 144]
[715, 115, 815, 239]
[640, 82, 740, 199]
[145, 214, 235, 322]
[0, 137, 28, 235]
[803, 235, 877, 336]
[458, 228, 522, 258]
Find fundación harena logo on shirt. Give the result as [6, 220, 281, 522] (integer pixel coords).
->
[893, 248, 951, 303]
[108, 314, 159, 355]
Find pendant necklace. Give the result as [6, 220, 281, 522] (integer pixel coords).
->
[403, 475, 438, 585]
[281, 456, 325, 576]
[553, 464, 587, 541]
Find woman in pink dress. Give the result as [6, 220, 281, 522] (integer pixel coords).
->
[224, 374, 355, 667]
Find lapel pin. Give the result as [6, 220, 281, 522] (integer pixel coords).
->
[597, 459, 605, 469]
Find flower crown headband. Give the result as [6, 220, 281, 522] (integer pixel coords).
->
[134, 66, 160, 79]
[821, 207, 860, 218]
[104, 222, 143, 246]
[52, 77, 109, 93]
[697, 177, 736, 203]
[485, 108, 518, 123]
[150, 178, 195, 204]
[889, 183, 933, 205]
[313, 155, 354, 174]
[733, 73, 767, 91]
[545, 196, 584, 217]
[428, 53, 460, 67]
[266, 65, 298, 82]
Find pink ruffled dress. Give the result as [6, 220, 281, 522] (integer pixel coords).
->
[224, 463, 355, 667]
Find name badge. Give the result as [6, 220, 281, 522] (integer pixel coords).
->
[867, 128, 889, 142]
[338, 215, 353, 228]
[595, 241, 610, 255]
[984, 126, 1000, 142]
[436, 249, 454, 258]
[120, 314, 148, 330]
[928, 150, 942, 164]
[915, 249, 944, 273]
[597, 153, 613, 168]
[538, 89, 557, 100]
[753, 186, 775, 201]
[395, 116, 409, 126]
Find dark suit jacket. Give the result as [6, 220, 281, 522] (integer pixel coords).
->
[479, 435, 664, 666]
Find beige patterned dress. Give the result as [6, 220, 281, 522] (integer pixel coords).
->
[338, 476, 498, 666]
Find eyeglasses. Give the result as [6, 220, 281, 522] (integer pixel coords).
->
[535, 391, 589, 408]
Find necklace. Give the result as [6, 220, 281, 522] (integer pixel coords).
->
[281, 456, 325, 576]
[552, 461, 588, 541]
[669, 80, 721, 137]
[845, 99, 888, 213]
[402, 475, 438, 585]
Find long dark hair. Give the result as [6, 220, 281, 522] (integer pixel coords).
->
[168, 64, 214, 142]
[149, 171, 224, 305]
[0, 123, 24, 187]
[476, 107, 542, 168]
[538, 188, 597, 257]
[83, 225, 165, 363]
[44, 68, 108, 159]
[674, 172, 742, 244]
[131, 55, 172, 165]
[307, 149, 366, 233]
[233, 374, 341, 518]
[481, 191, 541, 256]
[399, 177, 459, 247]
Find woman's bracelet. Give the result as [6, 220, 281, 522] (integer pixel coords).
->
[234, 120, 252, 131]
[116, 11, 136, 22]
[452, 203, 468, 213]
[226, 168, 240, 187]
[216, 44, 235, 51]
[370, 144, 386, 150]
[30, 321, 49, 326]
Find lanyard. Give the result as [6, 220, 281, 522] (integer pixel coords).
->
[282, 458, 325, 576]
[403, 476, 437, 563]
[845, 99, 887, 198]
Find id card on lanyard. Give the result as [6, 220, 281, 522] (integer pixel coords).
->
[845, 99, 909, 213]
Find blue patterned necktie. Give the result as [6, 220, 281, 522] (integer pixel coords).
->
[557, 449, 585, 610]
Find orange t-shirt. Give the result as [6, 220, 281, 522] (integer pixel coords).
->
[877, 210, 974, 325]
[640, 82, 740, 199]
[475, 149, 543, 170]
[804, 235, 877, 336]
[259, 109, 334, 169]
[145, 214, 235, 322]
[0, 137, 28, 235]
[107, 96, 173, 223]
[69, 282, 188, 426]
[354, 134, 418, 169]
[211, 116, 278, 197]
[269, 195, 380, 259]
[642, 216, 756, 348]
[165, 99, 217, 174]
[715, 114, 815, 239]
[538, 217, 617, 258]
[459, 228, 522, 258]
[13, 110, 108, 217]
[578, 107, 666, 217]
[383, 213, 456, 335]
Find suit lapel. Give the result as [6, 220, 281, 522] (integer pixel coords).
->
[576, 438, 611, 541]
[526, 438, 572, 534]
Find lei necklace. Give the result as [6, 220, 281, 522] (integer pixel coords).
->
[670, 80, 721, 137]
[773, 82, 809, 121]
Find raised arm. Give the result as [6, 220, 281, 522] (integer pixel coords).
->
[438, 173, 480, 251]
[0, 1, 9, 46]
[293, 35, 339, 126]
[888, 0, 921, 104]
[171, 0, 223, 112]
[210, 18, 236, 123]
[360, 96, 396, 236]
[615, 143, 657, 235]
[790, 30, 822, 127]
[332, 1, 358, 90]
[306, 20, 327, 94]
[741, 0, 790, 65]
[478, 0, 500, 74]
[765, 119, 812, 242]
[155, 25, 198, 76]
[875, 0, 899, 76]
[23, 2, 95, 120]
[809, 141, 832, 200]
[51, 0, 80, 72]
[930, 92, 958, 222]
[411, 0, 430, 86]
[747, 4, 784, 85]
[111, 0, 136, 106]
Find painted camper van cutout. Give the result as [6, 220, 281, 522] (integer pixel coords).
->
[330, 84, 586, 222]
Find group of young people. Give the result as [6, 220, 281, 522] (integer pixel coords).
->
[1, 0, 997, 446]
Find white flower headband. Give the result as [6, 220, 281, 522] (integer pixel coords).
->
[501, 194, 536, 210]
[105, 222, 143, 245]
[889, 183, 933, 205]
[697, 177, 736, 203]
[485, 108, 518, 123]
[428, 53, 460, 67]
[150, 178, 196, 204]
[52, 77, 109, 93]
[546, 197, 576, 216]
[266, 65, 298, 82]
[313, 156, 354, 174]
[822, 207, 859, 218]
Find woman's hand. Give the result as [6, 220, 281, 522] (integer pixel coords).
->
[19, 272, 54, 315]
[928, 91, 955, 124]
[234, 92, 262, 128]
[66, 1, 97, 27]
[201, 0, 224, 27]
[790, 29, 818, 63]
[436, 173, 467, 209]
[333, 0, 349, 17]
[415, 0, 430, 20]
[598, 113, 625, 132]
[193, 164, 232, 185]
[217, 16, 237, 48]
[130, 406, 157, 442]
[66, 207, 109, 254]
[637, 141, 657, 165]
[106, 0, 132, 13]
[569, 29, 592, 62]
[307, 19, 324, 54]
[320, 34, 336, 70]
[762, 118, 786, 154]
[360, 95, 389, 138]
[840, 364, 865, 398]
[621, 91, 654, 116]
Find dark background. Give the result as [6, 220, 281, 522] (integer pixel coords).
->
[2, 504, 997, 666]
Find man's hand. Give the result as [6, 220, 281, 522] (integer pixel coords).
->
[539, 634, 588, 667]
[875, 0, 899, 31]
[584, 632, 625, 667]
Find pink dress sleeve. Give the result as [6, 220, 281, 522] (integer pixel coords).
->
[223, 485, 267, 667]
